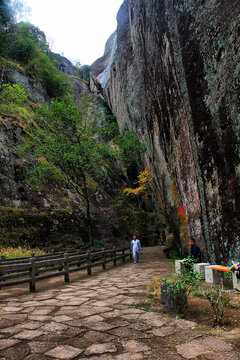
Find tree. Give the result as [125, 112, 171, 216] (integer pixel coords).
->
[20, 96, 116, 247]
[0, 0, 30, 56]
[123, 169, 152, 196]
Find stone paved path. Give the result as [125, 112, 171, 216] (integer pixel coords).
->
[0, 247, 239, 359]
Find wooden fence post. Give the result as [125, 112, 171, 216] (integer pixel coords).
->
[122, 248, 125, 263]
[29, 257, 36, 292]
[77, 251, 81, 268]
[35, 256, 39, 276]
[113, 247, 117, 266]
[0, 260, 2, 290]
[87, 251, 92, 275]
[64, 253, 69, 283]
[102, 248, 106, 271]
[0, 255, 5, 288]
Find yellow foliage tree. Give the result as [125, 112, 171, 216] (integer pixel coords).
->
[123, 169, 152, 196]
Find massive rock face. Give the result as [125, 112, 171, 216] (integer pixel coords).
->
[91, 0, 240, 263]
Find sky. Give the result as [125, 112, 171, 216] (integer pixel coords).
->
[24, 0, 123, 65]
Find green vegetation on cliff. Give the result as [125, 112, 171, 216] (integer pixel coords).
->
[0, 0, 71, 98]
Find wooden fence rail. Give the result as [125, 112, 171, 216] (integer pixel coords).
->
[0, 248, 104, 265]
[0, 246, 131, 292]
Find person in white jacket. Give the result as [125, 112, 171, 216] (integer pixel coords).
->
[131, 235, 142, 264]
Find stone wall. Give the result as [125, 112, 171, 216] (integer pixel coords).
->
[91, 0, 240, 263]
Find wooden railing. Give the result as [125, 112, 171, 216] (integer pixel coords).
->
[0, 246, 131, 292]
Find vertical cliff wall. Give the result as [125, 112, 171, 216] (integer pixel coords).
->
[91, 0, 240, 263]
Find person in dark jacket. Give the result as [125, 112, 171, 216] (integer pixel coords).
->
[190, 239, 202, 262]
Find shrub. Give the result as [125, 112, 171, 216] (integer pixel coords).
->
[0, 246, 45, 259]
[0, 83, 27, 105]
[0, 83, 32, 122]
[93, 239, 105, 249]
[26, 52, 72, 98]
[162, 258, 202, 313]
[146, 278, 161, 298]
[76, 64, 92, 84]
[201, 285, 231, 327]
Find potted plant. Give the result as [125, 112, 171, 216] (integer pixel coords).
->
[161, 258, 202, 313]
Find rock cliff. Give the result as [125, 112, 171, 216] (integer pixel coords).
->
[0, 61, 130, 249]
[91, 0, 240, 263]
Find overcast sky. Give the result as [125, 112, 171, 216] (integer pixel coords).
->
[24, 0, 123, 65]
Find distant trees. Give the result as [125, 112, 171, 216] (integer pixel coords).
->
[0, 0, 30, 57]
[75, 64, 92, 85]
[0, 1, 71, 98]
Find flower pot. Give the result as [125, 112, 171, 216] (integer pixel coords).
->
[165, 286, 188, 311]
[160, 284, 168, 304]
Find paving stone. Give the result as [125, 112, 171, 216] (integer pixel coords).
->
[20, 321, 42, 330]
[150, 327, 177, 337]
[116, 353, 145, 360]
[2, 306, 22, 312]
[0, 318, 21, 329]
[0, 339, 20, 351]
[86, 322, 117, 331]
[52, 315, 73, 323]
[204, 351, 240, 360]
[83, 330, 116, 343]
[28, 341, 57, 354]
[120, 313, 144, 320]
[0, 342, 30, 360]
[202, 337, 233, 352]
[45, 344, 83, 359]
[0, 314, 27, 321]
[102, 309, 124, 318]
[220, 330, 240, 340]
[90, 300, 113, 307]
[20, 306, 35, 313]
[63, 327, 85, 337]
[23, 355, 48, 360]
[36, 333, 69, 343]
[22, 301, 43, 307]
[176, 340, 211, 359]
[109, 327, 142, 339]
[14, 329, 44, 340]
[79, 356, 114, 360]
[122, 340, 150, 353]
[30, 308, 53, 315]
[81, 315, 104, 324]
[0, 325, 22, 334]
[41, 322, 69, 333]
[28, 315, 52, 322]
[130, 322, 152, 332]
[85, 342, 117, 355]
[65, 299, 87, 306]
[144, 319, 167, 328]
[171, 319, 197, 330]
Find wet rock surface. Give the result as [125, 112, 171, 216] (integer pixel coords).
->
[0, 247, 238, 359]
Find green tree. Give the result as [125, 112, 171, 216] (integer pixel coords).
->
[75, 64, 92, 84]
[0, 1, 30, 57]
[20, 97, 116, 247]
[26, 52, 72, 98]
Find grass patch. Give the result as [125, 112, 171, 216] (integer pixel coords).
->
[0, 246, 45, 259]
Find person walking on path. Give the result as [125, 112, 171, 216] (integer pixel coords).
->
[131, 235, 142, 264]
